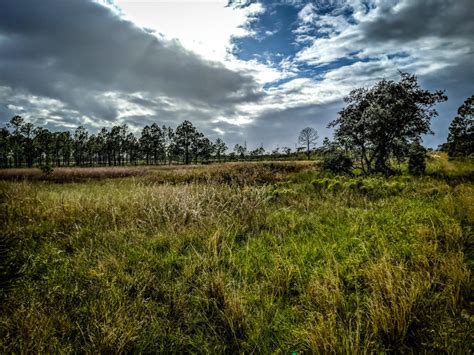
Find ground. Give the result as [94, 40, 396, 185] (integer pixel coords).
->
[0, 154, 473, 352]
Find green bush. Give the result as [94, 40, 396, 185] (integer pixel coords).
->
[39, 165, 54, 175]
[327, 180, 343, 192]
[408, 143, 427, 176]
[312, 177, 380, 196]
[311, 178, 331, 191]
[322, 153, 353, 174]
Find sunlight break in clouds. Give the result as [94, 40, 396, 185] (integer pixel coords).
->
[111, 0, 265, 62]
[110, 0, 290, 87]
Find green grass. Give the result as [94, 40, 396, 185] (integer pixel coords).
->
[0, 157, 473, 353]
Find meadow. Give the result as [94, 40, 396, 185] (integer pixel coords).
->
[0, 154, 472, 353]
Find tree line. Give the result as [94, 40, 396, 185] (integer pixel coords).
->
[0, 118, 304, 168]
[0, 118, 231, 168]
[0, 73, 472, 171]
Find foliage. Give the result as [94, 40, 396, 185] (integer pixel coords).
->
[214, 138, 227, 161]
[0, 117, 221, 168]
[39, 165, 54, 175]
[233, 143, 247, 159]
[322, 152, 353, 174]
[408, 141, 427, 176]
[447, 95, 474, 157]
[329, 72, 447, 174]
[320, 137, 353, 174]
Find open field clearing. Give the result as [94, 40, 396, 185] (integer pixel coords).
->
[0, 156, 473, 353]
[0, 161, 313, 184]
[1, 0, 473, 352]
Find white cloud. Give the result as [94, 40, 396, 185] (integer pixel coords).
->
[110, 0, 290, 94]
[295, 0, 473, 74]
[297, 3, 315, 23]
[212, 127, 225, 135]
[112, 0, 264, 62]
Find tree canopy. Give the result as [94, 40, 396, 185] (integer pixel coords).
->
[329, 72, 447, 174]
[0, 117, 219, 168]
[446, 95, 473, 157]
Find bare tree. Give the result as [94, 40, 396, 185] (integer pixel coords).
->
[298, 127, 318, 159]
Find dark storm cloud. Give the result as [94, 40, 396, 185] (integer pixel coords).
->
[0, 0, 262, 124]
[362, 0, 474, 42]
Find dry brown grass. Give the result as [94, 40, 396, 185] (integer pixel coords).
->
[0, 161, 314, 184]
[0, 166, 149, 182]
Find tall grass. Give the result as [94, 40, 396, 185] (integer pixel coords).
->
[0, 161, 312, 184]
[0, 158, 472, 352]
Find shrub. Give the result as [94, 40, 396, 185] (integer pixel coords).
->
[39, 165, 54, 175]
[345, 179, 364, 191]
[408, 143, 427, 176]
[351, 168, 363, 176]
[322, 153, 353, 174]
[327, 180, 343, 192]
[311, 178, 331, 191]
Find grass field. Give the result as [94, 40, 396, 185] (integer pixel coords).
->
[0, 154, 473, 352]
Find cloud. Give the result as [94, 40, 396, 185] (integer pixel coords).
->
[0, 0, 472, 150]
[233, 100, 342, 150]
[361, 0, 474, 41]
[111, 0, 265, 62]
[0, 0, 262, 128]
[284, 0, 474, 146]
[295, 0, 474, 70]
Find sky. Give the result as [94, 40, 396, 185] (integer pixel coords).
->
[0, 0, 473, 149]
